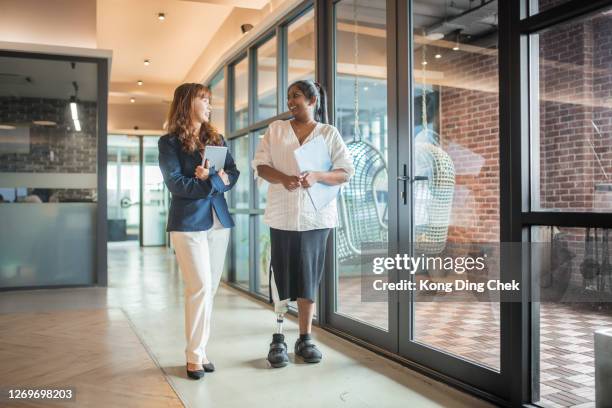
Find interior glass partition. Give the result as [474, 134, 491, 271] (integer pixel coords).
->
[107, 135, 140, 242]
[210, 71, 226, 136]
[0, 55, 100, 288]
[333, 0, 390, 331]
[409, 0, 501, 371]
[528, 6, 612, 407]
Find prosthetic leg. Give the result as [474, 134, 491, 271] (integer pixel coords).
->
[267, 272, 290, 368]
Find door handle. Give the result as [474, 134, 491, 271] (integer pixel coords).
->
[398, 165, 429, 205]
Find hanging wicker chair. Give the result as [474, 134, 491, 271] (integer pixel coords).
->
[337, 140, 388, 264]
[337, 140, 455, 264]
[414, 141, 455, 255]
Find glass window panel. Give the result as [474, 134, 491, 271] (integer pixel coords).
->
[531, 226, 612, 407]
[233, 57, 249, 131]
[256, 216, 270, 296]
[142, 136, 167, 246]
[209, 71, 226, 136]
[288, 9, 315, 85]
[528, 0, 574, 16]
[233, 213, 250, 289]
[257, 36, 278, 121]
[254, 128, 268, 209]
[334, 0, 389, 331]
[411, 0, 500, 370]
[531, 7, 612, 213]
[230, 135, 250, 209]
[0, 55, 99, 288]
[107, 135, 140, 241]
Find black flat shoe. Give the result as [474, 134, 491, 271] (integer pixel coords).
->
[186, 365, 205, 380]
[295, 336, 322, 363]
[267, 333, 289, 368]
[203, 362, 215, 372]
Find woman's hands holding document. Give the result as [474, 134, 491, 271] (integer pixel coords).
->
[281, 174, 302, 191]
[195, 159, 230, 185]
[195, 159, 211, 180]
[299, 171, 319, 188]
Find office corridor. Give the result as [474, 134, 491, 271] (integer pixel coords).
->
[0, 243, 492, 408]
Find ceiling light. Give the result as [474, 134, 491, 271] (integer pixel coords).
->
[144, 59, 151, 66]
[32, 120, 57, 126]
[0, 124, 16, 130]
[70, 102, 78, 121]
[137, 80, 143, 86]
[422, 61, 428, 65]
[158, 12, 165, 21]
[74, 119, 81, 132]
[453, 45, 460, 51]
[130, 98, 136, 103]
[435, 54, 442, 59]
[241, 24, 254, 34]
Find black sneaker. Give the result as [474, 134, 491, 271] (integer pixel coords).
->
[294, 336, 322, 363]
[267, 333, 289, 368]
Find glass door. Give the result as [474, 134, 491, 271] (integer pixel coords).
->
[397, 0, 505, 398]
[326, 0, 397, 351]
[325, 0, 506, 398]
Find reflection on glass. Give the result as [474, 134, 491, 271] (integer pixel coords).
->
[529, 0, 573, 16]
[231, 136, 250, 209]
[0, 55, 99, 288]
[233, 57, 249, 130]
[531, 226, 612, 408]
[209, 71, 226, 136]
[142, 137, 167, 246]
[334, 0, 389, 331]
[108, 135, 140, 241]
[255, 129, 268, 209]
[531, 7, 612, 213]
[411, 0, 500, 370]
[257, 36, 277, 120]
[288, 9, 315, 84]
[256, 216, 270, 296]
[233, 213, 250, 288]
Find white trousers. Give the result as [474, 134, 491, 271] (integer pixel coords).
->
[171, 228, 230, 364]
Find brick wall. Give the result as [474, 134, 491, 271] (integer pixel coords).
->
[432, 9, 612, 289]
[0, 97, 98, 173]
[0, 97, 98, 201]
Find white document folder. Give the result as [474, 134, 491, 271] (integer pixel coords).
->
[293, 135, 340, 211]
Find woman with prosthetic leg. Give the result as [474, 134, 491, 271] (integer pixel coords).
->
[252, 80, 354, 368]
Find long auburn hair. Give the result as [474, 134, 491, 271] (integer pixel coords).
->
[165, 83, 222, 153]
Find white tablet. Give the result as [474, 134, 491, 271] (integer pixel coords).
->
[202, 145, 228, 170]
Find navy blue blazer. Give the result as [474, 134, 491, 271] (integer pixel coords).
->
[158, 134, 240, 232]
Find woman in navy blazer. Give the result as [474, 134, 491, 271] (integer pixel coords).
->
[158, 83, 239, 380]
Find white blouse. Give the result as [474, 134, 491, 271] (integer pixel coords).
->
[251, 119, 355, 231]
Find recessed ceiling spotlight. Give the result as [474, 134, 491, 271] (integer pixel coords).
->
[241, 24, 254, 34]
[32, 120, 57, 126]
[158, 12, 165, 21]
[435, 54, 442, 59]
[0, 124, 16, 130]
[144, 59, 150, 66]
[422, 61, 428, 65]
[130, 98, 136, 103]
[137, 80, 143, 86]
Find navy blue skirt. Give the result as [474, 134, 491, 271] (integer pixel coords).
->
[269, 228, 332, 302]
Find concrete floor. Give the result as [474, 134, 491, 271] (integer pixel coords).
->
[0, 243, 494, 408]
